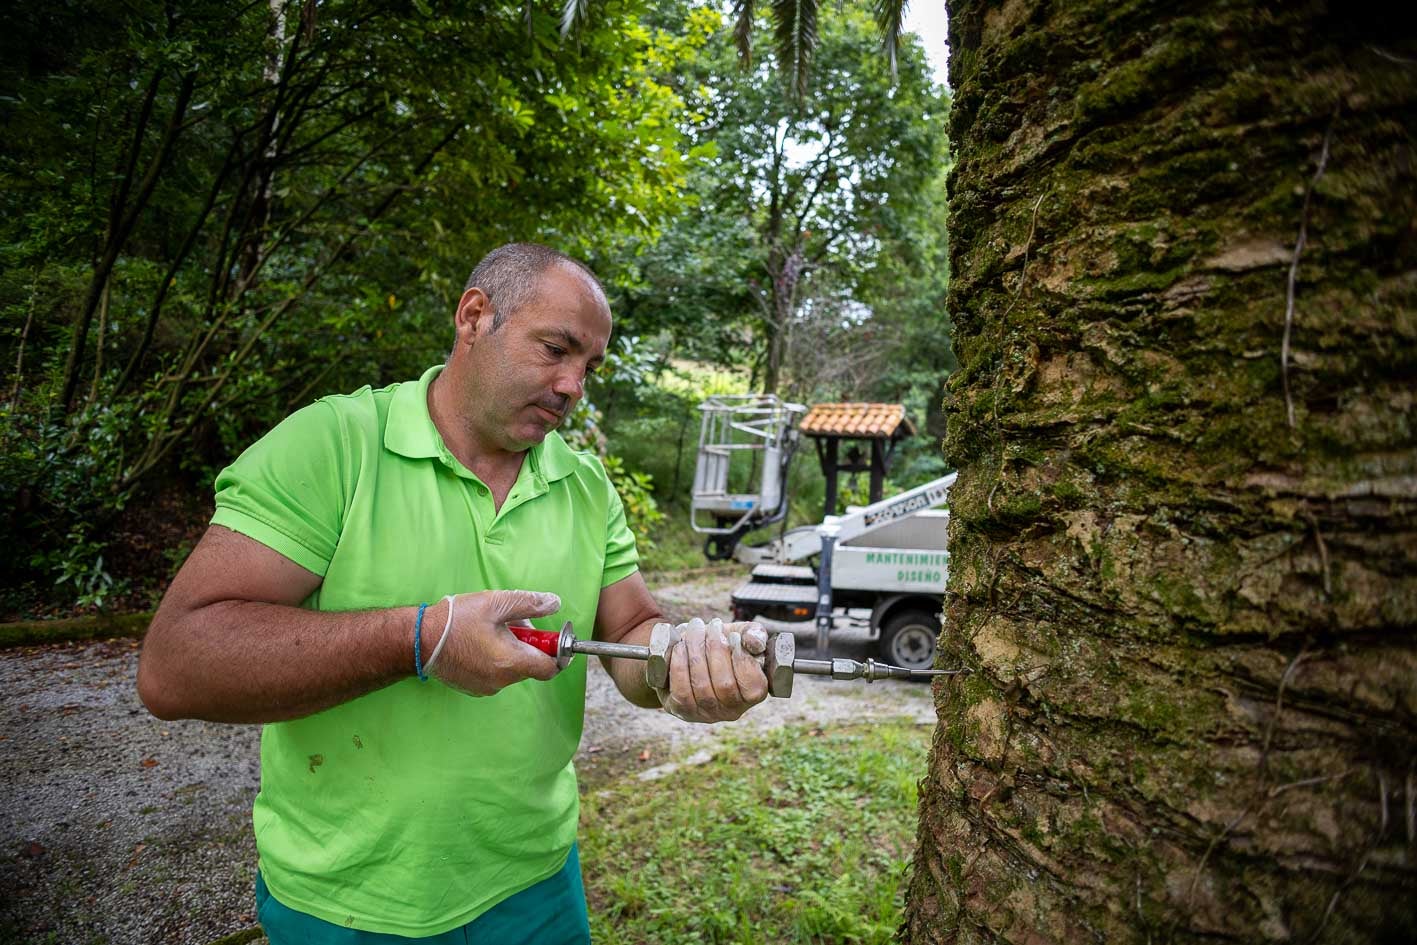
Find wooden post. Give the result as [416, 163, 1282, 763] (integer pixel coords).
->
[869, 438, 885, 503]
[823, 437, 839, 517]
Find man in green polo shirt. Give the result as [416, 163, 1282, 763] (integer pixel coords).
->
[137, 243, 770, 944]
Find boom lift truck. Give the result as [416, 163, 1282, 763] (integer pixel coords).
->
[690, 395, 955, 671]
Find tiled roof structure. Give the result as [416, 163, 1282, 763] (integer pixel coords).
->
[798, 403, 915, 438]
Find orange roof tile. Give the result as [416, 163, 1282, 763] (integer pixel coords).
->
[798, 403, 915, 438]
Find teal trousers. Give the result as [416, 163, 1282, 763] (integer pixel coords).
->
[255, 844, 591, 944]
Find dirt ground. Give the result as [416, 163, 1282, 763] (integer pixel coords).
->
[0, 572, 939, 945]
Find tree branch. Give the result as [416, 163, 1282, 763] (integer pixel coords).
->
[790, 132, 838, 235]
[8, 260, 44, 409]
[60, 69, 198, 415]
[108, 70, 163, 239]
[114, 135, 242, 396]
[121, 122, 463, 490]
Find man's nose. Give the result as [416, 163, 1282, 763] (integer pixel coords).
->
[551, 369, 584, 401]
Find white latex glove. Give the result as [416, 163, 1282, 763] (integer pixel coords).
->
[423, 590, 562, 695]
[653, 617, 769, 723]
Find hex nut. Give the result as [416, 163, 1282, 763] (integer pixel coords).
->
[646, 622, 674, 690]
[765, 632, 795, 698]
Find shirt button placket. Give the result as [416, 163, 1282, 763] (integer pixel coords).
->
[467, 480, 489, 539]
[485, 488, 505, 545]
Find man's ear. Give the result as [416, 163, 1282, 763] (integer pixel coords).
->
[454, 287, 495, 345]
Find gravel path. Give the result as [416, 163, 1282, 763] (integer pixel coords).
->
[0, 573, 938, 945]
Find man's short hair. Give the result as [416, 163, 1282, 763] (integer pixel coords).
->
[463, 243, 604, 332]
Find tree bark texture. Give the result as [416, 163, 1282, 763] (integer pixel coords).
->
[905, 2, 1416, 942]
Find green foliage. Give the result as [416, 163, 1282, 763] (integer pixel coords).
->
[838, 475, 898, 510]
[580, 719, 931, 944]
[601, 453, 666, 549]
[636, 512, 719, 574]
[598, 2, 953, 412]
[0, 0, 698, 604]
[557, 335, 671, 546]
[30, 528, 129, 611]
[727, 0, 911, 98]
[588, 6, 953, 568]
[598, 363, 728, 495]
[0, 0, 955, 603]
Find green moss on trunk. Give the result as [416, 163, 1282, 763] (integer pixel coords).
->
[904, 1, 1417, 942]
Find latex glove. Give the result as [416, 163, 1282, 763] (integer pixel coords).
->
[655, 617, 769, 723]
[648, 618, 769, 665]
[424, 590, 562, 696]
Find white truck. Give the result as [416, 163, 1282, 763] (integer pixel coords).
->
[690, 395, 954, 670]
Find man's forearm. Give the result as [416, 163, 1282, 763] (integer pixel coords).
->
[600, 617, 664, 709]
[138, 599, 421, 724]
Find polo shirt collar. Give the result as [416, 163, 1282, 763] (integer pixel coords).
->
[384, 364, 579, 482]
[536, 426, 579, 483]
[384, 365, 445, 460]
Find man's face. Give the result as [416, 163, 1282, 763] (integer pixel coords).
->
[460, 265, 611, 452]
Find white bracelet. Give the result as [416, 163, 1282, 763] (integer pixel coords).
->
[423, 594, 456, 673]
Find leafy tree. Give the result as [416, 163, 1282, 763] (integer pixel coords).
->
[725, 0, 912, 97]
[0, 0, 696, 605]
[605, 4, 949, 397]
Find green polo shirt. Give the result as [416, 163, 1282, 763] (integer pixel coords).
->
[210, 364, 638, 937]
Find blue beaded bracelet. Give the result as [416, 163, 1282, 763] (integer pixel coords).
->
[414, 602, 430, 682]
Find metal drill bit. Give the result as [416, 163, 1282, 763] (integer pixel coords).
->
[790, 657, 965, 682]
[567, 638, 652, 661]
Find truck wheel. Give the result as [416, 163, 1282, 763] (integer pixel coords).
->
[878, 609, 938, 672]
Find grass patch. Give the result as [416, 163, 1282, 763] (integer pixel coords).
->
[637, 505, 715, 574]
[580, 719, 930, 944]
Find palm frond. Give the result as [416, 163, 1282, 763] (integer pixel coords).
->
[560, 0, 592, 39]
[874, 0, 908, 78]
[732, 0, 757, 67]
[770, 0, 818, 99]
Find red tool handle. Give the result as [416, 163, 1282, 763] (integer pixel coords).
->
[509, 625, 559, 656]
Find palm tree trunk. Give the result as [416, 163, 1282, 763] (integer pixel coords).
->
[904, 1, 1417, 941]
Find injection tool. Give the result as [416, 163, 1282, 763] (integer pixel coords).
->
[508, 622, 961, 698]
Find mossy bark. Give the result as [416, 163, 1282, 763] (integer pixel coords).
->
[904, 2, 1417, 942]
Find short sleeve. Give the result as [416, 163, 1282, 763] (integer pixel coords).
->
[601, 480, 640, 588]
[210, 400, 348, 576]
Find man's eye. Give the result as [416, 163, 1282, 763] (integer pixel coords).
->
[544, 343, 565, 357]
